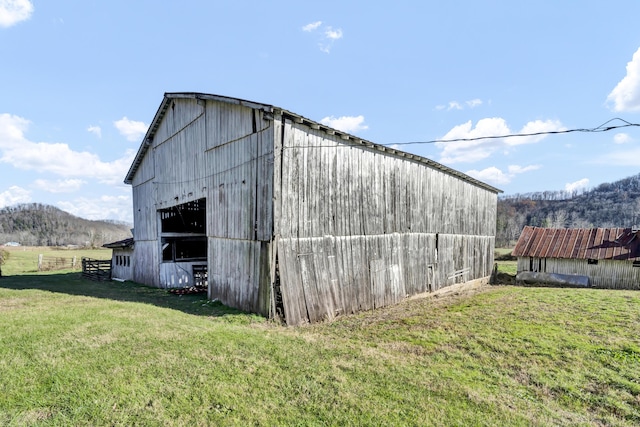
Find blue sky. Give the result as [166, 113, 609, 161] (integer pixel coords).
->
[2, 1, 640, 223]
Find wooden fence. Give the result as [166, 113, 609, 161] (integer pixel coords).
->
[81, 257, 112, 281]
[38, 254, 78, 271]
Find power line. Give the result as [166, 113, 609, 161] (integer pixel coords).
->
[386, 118, 640, 146]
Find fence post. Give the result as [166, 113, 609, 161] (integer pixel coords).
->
[38, 254, 43, 271]
[72, 256, 77, 268]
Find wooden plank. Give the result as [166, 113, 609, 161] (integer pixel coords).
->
[369, 258, 386, 308]
[326, 235, 345, 317]
[277, 238, 306, 325]
[312, 238, 334, 321]
[298, 240, 320, 322]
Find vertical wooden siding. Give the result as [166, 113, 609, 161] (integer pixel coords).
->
[203, 101, 273, 314]
[130, 98, 274, 311]
[132, 240, 159, 286]
[277, 121, 496, 238]
[275, 120, 497, 325]
[518, 257, 640, 290]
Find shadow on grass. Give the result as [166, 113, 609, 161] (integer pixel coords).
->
[0, 272, 245, 318]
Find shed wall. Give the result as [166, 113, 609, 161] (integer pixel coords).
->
[111, 248, 134, 281]
[517, 257, 640, 290]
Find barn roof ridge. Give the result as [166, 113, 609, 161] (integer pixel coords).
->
[124, 92, 502, 194]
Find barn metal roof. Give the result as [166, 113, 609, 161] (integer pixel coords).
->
[124, 92, 502, 194]
[102, 237, 134, 249]
[512, 226, 640, 261]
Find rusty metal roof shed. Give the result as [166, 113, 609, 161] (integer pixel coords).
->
[512, 226, 640, 261]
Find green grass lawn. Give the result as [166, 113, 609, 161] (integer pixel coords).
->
[1, 246, 113, 276]
[495, 247, 518, 275]
[1, 270, 639, 425]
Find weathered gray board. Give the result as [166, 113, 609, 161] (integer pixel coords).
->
[274, 119, 496, 325]
[517, 257, 640, 290]
[277, 234, 493, 324]
[128, 95, 498, 324]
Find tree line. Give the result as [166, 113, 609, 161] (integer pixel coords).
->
[0, 203, 132, 247]
[496, 173, 640, 247]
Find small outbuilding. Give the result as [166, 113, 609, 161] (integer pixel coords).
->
[103, 237, 134, 281]
[124, 92, 501, 324]
[513, 226, 640, 289]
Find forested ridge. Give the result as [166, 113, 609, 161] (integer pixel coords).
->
[497, 172, 640, 246]
[3, 173, 640, 249]
[0, 203, 132, 247]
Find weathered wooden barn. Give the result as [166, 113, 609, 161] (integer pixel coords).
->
[124, 92, 501, 325]
[103, 237, 134, 281]
[513, 226, 640, 289]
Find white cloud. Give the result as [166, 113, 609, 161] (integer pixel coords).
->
[436, 99, 483, 111]
[466, 164, 540, 186]
[0, 185, 31, 207]
[302, 20, 343, 53]
[607, 47, 640, 112]
[87, 125, 102, 138]
[0, 0, 33, 28]
[613, 132, 632, 144]
[302, 21, 322, 32]
[320, 115, 368, 133]
[114, 117, 148, 142]
[466, 99, 483, 108]
[33, 179, 86, 193]
[565, 178, 589, 193]
[57, 194, 132, 223]
[0, 113, 136, 185]
[437, 117, 565, 163]
[437, 117, 510, 163]
[0, 112, 29, 142]
[506, 119, 565, 146]
[466, 166, 510, 185]
[507, 164, 541, 174]
[325, 26, 343, 40]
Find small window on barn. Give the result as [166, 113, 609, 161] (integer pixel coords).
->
[587, 259, 598, 265]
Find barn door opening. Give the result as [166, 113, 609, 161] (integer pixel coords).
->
[158, 198, 207, 289]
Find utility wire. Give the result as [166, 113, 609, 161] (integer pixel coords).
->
[386, 118, 640, 146]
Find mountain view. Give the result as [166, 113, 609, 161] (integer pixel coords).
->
[0, 203, 132, 247]
[496, 172, 640, 246]
[1, 173, 639, 249]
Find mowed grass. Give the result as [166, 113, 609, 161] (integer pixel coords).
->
[495, 247, 518, 275]
[1, 270, 639, 426]
[1, 246, 113, 276]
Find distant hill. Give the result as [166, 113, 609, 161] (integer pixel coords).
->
[0, 203, 132, 247]
[497, 173, 640, 246]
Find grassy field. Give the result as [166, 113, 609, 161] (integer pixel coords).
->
[1, 265, 639, 425]
[495, 247, 517, 275]
[1, 246, 112, 276]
